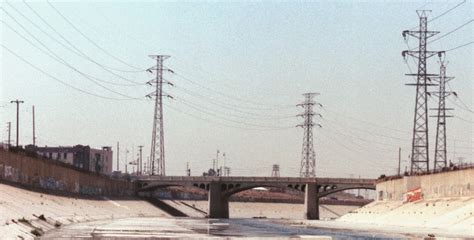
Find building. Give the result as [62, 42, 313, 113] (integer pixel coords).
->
[26, 145, 113, 175]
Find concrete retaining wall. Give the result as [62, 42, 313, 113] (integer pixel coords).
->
[0, 150, 133, 196]
[376, 168, 473, 201]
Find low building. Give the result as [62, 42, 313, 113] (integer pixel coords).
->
[25, 145, 113, 175]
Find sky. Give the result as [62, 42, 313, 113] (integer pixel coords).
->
[0, 0, 472, 178]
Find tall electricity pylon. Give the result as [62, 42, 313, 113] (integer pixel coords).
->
[297, 93, 321, 178]
[402, 10, 441, 174]
[271, 164, 280, 177]
[431, 59, 455, 171]
[147, 55, 173, 176]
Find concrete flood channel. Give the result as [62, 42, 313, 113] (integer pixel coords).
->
[42, 217, 404, 239]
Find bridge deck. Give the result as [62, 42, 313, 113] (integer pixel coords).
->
[135, 176, 376, 185]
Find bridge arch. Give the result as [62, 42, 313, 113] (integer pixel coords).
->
[317, 186, 375, 198]
[136, 182, 207, 193]
[222, 183, 304, 198]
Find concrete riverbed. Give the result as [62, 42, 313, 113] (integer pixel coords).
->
[1, 182, 472, 239]
[42, 217, 406, 239]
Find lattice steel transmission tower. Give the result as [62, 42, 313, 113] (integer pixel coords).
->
[297, 93, 321, 178]
[402, 10, 441, 174]
[431, 59, 455, 171]
[271, 164, 280, 177]
[147, 55, 172, 176]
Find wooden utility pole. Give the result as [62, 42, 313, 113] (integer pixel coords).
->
[125, 149, 129, 174]
[398, 147, 401, 176]
[10, 99, 24, 147]
[7, 122, 12, 149]
[137, 145, 144, 175]
[117, 142, 120, 171]
[7, 122, 11, 149]
[32, 105, 36, 146]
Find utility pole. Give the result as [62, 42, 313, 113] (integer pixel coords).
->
[398, 147, 401, 176]
[402, 10, 442, 174]
[186, 162, 190, 176]
[271, 164, 280, 177]
[137, 145, 144, 175]
[117, 142, 120, 172]
[10, 99, 24, 147]
[7, 122, 11, 149]
[452, 139, 456, 165]
[125, 149, 129, 174]
[213, 150, 220, 174]
[147, 55, 172, 176]
[297, 93, 322, 178]
[222, 152, 226, 175]
[431, 59, 455, 171]
[32, 105, 36, 146]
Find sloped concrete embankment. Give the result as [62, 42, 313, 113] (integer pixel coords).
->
[0, 183, 169, 239]
[0, 150, 185, 239]
[336, 168, 474, 237]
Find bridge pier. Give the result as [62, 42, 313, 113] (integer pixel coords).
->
[305, 183, 319, 220]
[208, 182, 229, 218]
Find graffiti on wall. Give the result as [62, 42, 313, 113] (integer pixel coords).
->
[0, 152, 127, 196]
[0, 164, 20, 182]
[79, 185, 103, 195]
[39, 177, 67, 191]
[404, 187, 423, 203]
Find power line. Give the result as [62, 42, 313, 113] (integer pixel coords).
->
[175, 97, 295, 129]
[318, 130, 396, 171]
[409, 0, 467, 30]
[11, 1, 146, 84]
[173, 72, 295, 110]
[429, 19, 473, 44]
[320, 120, 402, 154]
[173, 85, 296, 120]
[447, 82, 473, 113]
[1, 44, 141, 101]
[408, 19, 474, 51]
[36, 2, 299, 101]
[445, 41, 474, 52]
[321, 108, 409, 134]
[429, 0, 467, 23]
[46, 0, 144, 71]
[322, 117, 407, 141]
[175, 93, 295, 122]
[449, 98, 474, 114]
[455, 116, 473, 123]
[0, 12, 145, 99]
[22, 0, 143, 73]
[165, 103, 294, 131]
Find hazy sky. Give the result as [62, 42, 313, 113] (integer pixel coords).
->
[1, 0, 472, 178]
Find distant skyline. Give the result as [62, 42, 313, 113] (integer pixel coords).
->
[1, 0, 472, 178]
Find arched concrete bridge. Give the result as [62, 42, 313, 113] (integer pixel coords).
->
[135, 176, 376, 219]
